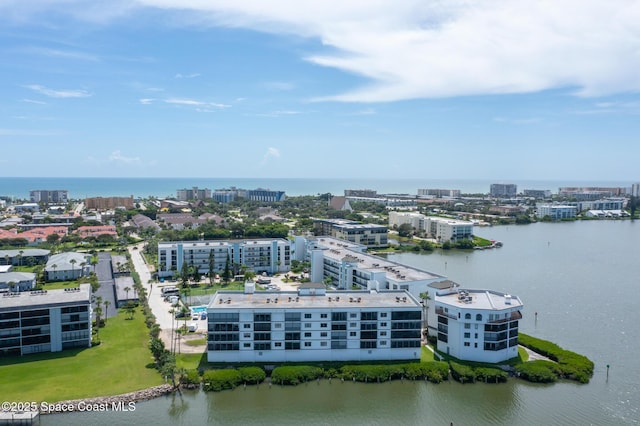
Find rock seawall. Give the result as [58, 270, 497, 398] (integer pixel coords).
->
[40, 384, 175, 415]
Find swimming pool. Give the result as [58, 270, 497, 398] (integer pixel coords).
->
[191, 306, 207, 314]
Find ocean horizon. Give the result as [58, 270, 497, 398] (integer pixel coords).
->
[0, 177, 635, 200]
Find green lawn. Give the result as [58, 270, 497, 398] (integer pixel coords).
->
[0, 307, 162, 402]
[175, 352, 208, 370]
[40, 280, 82, 290]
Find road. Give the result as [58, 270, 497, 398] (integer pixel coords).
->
[93, 252, 117, 318]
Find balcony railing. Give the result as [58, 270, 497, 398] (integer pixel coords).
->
[487, 311, 522, 324]
[435, 307, 457, 320]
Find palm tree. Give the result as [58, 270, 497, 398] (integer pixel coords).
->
[80, 261, 87, 277]
[124, 286, 131, 301]
[94, 306, 103, 337]
[419, 292, 431, 339]
[70, 258, 77, 278]
[90, 255, 99, 274]
[168, 308, 176, 355]
[18, 250, 24, 266]
[103, 300, 111, 323]
[50, 264, 58, 281]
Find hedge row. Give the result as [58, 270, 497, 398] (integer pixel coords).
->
[518, 333, 594, 383]
[269, 362, 450, 385]
[449, 362, 507, 384]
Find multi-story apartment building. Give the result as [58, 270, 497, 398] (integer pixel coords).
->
[244, 189, 286, 202]
[157, 239, 291, 278]
[176, 187, 211, 201]
[85, 196, 134, 210]
[211, 190, 237, 203]
[388, 212, 473, 242]
[523, 189, 552, 199]
[558, 187, 626, 197]
[29, 190, 69, 204]
[571, 198, 625, 212]
[417, 189, 461, 198]
[0, 284, 92, 356]
[299, 236, 448, 297]
[434, 287, 523, 363]
[207, 282, 422, 363]
[344, 189, 378, 198]
[631, 183, 640, 197]
[313, 219, 388, 248]
[490, 184, 517, 198]
[536, 204, 577, 220]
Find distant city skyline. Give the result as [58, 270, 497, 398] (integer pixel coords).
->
[1, 1, 639, 180]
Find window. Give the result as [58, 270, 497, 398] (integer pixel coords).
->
[475, 333, 478, 339]
[321, 323, 328, 328]
[380, 312, 387, 318]
[243, 324, 251, 329]
[476, 314, 482, 321]
[320, 342, 327, 347]
[320, 332, 328, 337]
[243, 343, 251, 348]
[350, 322, 357, 327]
[464, 323, 471, 329]
[305, 323, 311, 328]
[304, 313, 312, 319]
[304, 342, 311, 347]
[304, 332, 312, 338]
[275, 342, 282, 347]
[244, 333, 251, 338]
[320, 313, 328, 319]
[464, 342, 470, 347]
[380, 341, 387, 345]
[350, 313, 357, 318]
[474, 343, 478, 348]
[464, 332, 470, 338]
[465, 313, 471, 319]
[274, 323, 282, 329]
[350, 332, 357, 337]
[380, 331, 387, 336]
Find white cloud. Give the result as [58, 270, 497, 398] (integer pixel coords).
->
[263, 81, 296, 91]
[254, 110, 302, 117]
[175, 73, 201, 79]
[25, 84, 91, 98]
[109, 150, 141, 164]
[261, 147, 281, 164]
[164, 98, 230, 108]
[139, 0, 640, 101]
[22, 99, 47, 105]
[25, 47, 99, 61]
[8, 1, 640, 101]
[139, 98, 155, 104]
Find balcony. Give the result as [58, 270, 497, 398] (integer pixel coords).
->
[487, 311, 522, 324]
[435, 307, 457, 320]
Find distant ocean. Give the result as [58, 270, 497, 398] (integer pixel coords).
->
[0, 177, 634, 200]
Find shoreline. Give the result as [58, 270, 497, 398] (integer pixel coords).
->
[39, 384, 174, 416]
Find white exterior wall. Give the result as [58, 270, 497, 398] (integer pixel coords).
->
[208, 299, 422, 363]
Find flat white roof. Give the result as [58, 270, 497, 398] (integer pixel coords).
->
[316, 237, 444, 283]
[0, 284, 91, 310]
[436, 289, 523, 311]
[209, 290, 421, 310]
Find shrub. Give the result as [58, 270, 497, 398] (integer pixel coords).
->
[450, 362, 476, 383]
[238, 367, 266, 385]
[402, 362, 449, 383]
[271, 366, 323, 385]
[339, 365, 404, 383]
[515, 360, 558, 383]
[202, 369, 241, 392]
[519, 334, 594, 383]
[475, 367, 508, 383]
[180, 369, 201, 389]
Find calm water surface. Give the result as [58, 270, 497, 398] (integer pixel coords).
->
[42, 221, 640, 425]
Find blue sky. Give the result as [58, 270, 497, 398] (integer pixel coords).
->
[1, 1, 639, 181]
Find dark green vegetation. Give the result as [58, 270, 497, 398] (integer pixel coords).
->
[201, 367, 267, 391]
[517, 334, 594, 383]
[449, 362, 508, 384]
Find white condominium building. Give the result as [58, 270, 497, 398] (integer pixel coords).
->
[0, 284, 92, 357]
[300, 236, 448, 297]
[157, 239, 291, 278]
[388, 212, 473, 242]
[207, 283, 422, 363]
[434, 287, 523, 363]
